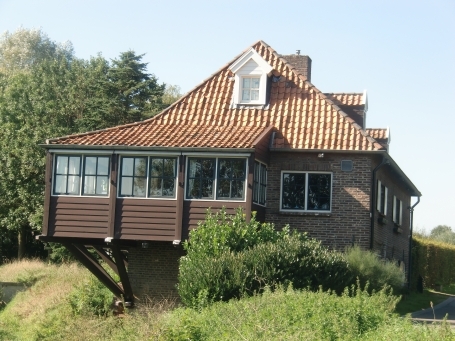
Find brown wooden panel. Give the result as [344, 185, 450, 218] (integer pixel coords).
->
[55, 209, 109, 217]
[118, 199, 178, 207]
[119, 217, 175, 225]
[116, 223, 176, 230]
[117, 211, 177, 219]
[52, 231, 106, 238]
[254, 128, 272, 165]
[51, 220, 108, 228]
[51, 226, 108, 234]
[117, 234, 174, 241]
[117, 228, 174, 236]
[54, 215, 109, 222]
[54, 203, 109, 210]
[117, 205, 176, 213]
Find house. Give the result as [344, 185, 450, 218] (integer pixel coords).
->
[38, 41, 421, 304]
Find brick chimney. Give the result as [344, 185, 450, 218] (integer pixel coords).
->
[281, 53, 312, 82]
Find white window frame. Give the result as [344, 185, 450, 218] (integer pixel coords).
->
[393, 196, 403, 226]
[253, 160, 267, 206]
[51, 154, 111, 198]
[117, 154, 179, 200]
[184, 156, 248, 202]
[376, 180, 388, 215]
[229, 47, 272, 106]
[280, 171, 333, 213]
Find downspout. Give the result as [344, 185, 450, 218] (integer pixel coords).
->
[407, 196, 421, 290]
[370, 157, 389, 249]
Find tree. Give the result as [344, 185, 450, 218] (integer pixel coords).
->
[107, 51, 166, 122]
[162, 84, 182, 106]
[429, 225, 455, 244]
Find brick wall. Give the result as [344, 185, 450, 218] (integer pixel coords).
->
[265, 151, 372, 250]
[128, 242, 185, 301]
[373, 157, 411, 271]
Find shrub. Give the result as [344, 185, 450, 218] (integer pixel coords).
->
[68, 275, 113, 317]
[178, 209, 354, 307]
[346, 246, 405, 294]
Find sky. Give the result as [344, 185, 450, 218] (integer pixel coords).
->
[0, 0, 454, 233]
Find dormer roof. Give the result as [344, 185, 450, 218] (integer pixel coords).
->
[47, 40, 385, 152]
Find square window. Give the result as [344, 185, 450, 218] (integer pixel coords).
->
[281, 172, 332, 212]
[241, 77, 261, 102]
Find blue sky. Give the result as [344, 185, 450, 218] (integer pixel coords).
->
[1, 0, 454, 233]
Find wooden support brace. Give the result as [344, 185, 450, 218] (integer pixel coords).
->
[64, 243, 124, 298]
[92, 246, 119, 277]
[111, 245, 134, 303]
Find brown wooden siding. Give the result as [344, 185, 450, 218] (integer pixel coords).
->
[115, 199, 178, 241]
[182, 201, 246, 239]
[254, 129, 272, 165]
[48, 196, 110, 238]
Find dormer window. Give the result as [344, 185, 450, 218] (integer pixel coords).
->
[229, 48, 272, 106]
[242, 77, 260, 102]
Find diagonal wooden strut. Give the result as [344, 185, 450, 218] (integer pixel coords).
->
[63, 243, 124, 298]
[111, 245, 134, 303]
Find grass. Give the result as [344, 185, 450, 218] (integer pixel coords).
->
[2, 259, 455, 340]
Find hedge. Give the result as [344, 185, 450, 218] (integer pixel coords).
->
[411, 236, 455, 290]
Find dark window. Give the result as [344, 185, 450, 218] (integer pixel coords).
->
[393, 196, 402, 225]
[186, 158, 215, 199]
[281, 172, 332, 211]
[217, 159, 246, 200]
[83, 156, 110, 196]
[120, 157, 147, 197]
[377, 180, 388, 215]
[53, 155, 81, 195]
[253, 161, 267, 205]
[149, 158, 177, 197]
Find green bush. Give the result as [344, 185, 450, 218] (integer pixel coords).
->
[178, 208, 354, 307]
[68, 275, 113, 317]
[345, 246, 405, 294]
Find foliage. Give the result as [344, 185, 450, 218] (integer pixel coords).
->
[68, 274, 114, 317]
[429, 225, 455, 245]
[162, 84, 182, 106]
[411, 236, 455, 290]
[345, 245, 405, 294]
[1, 259, 454, 341]
[46, 243, 75, 263]
[178, 208, 353, 308]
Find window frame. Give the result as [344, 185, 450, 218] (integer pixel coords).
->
[377, 180, 388, 215]
[240, 76, 261, 103]
[279, 171, 332, 213]
[52, 155, 82, 196]
[117, 155, 178, 199]
[185, 156, 248, 202]
[52, 154, 112, 197]
[82, 155, 110, 197]
[393, 196, 403, 226]
[253, 161, 267, 206]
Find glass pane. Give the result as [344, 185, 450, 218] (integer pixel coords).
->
[282, 173, 306, 209]
[85, 157, 97, 175]
[163, 158, 176, 177]
[120, 177, 133, 196]
[188, 159, 199, 178]
[231, 159, 245, 178]
[97, 157, 109, 175]
[68, 157, 80, 175]
[151, 158, 162, 177]
[96, 176, 109, 195]
[218, 159, 229, 178]
[122, 158, 134, 176]
[217, 179, 231, 198]
[149, 178, 162, 196]
[133, 177, 146, 197]
[201, 179, 213, 198]
[242, 90, 250, 101]
[56, 156, 68, 174]
[231, 180, 244, 199]
[251, 90, 259, 100]
[54, 175, 67, 194]
[67, 175, 80, 194]
[187, 179, 200, 198]
[251, 78, 260, 88]
[242, 78, 250, 88]
[307, 174, 331, 211]
[163, 179, 175, 197]
[84, 175, 96, 194]
[201, 159, 214, 178]
[134, 158, 147, 177]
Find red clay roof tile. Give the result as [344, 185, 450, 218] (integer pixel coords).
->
[49, 41, 385, 152]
